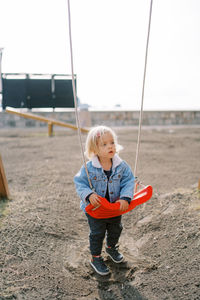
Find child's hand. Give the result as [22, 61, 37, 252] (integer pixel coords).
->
[116, 199, 129, 211]
[89, 193, 101, 207]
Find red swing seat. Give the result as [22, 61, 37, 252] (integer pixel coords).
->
[85, 185, 153, 219]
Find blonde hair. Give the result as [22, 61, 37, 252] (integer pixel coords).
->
[85, 125, 123, 159]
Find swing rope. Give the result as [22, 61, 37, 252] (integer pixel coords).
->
[134, 0, 153, 182]
[67, 0, 153, 191]
[67, 0, 93, 190]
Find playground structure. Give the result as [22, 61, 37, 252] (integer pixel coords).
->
[0, 154, 9, 199]
[6, 108, 89, 136]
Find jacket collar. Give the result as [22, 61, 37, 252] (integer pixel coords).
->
[91, 154, 122, 169]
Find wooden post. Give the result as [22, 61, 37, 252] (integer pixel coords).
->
[48, 122, 53, 137]
[0, 154, 10, 199]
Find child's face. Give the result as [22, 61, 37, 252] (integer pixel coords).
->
[96, 132, 116, 160]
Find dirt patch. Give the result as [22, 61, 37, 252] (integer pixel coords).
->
[0, 126, 200, 299]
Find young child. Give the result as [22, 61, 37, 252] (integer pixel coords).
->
[74, 125, 134, 275]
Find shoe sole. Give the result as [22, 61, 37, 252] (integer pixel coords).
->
[106, 253, 124, 264]
[90, 261, 110, 276]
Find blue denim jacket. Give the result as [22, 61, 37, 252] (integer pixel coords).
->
[74, 154, 135, 212]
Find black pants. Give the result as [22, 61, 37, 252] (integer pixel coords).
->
[86, 213, 123, 256]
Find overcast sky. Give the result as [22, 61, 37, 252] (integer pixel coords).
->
[0, 0, 200, 110]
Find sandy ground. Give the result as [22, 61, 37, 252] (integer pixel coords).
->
[0, 125, 200, 300]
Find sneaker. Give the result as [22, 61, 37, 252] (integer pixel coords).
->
[106, 245, 124, 263]
[90, 256, 110, 276]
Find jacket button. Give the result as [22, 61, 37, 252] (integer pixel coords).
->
[110, 192, 113, 194]
[102, 191, 104, 193]
[94, 176, 97, 180]
[118, 175, 121, 178]
[109, 180, 112, 183]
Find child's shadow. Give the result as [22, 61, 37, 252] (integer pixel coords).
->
[94, 259, 148, 300]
